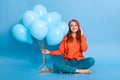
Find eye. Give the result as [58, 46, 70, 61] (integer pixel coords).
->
[70, 25, 73, 27]
[75, 24, 78, 26]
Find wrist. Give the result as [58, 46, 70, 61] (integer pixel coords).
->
[48, 51, 50, 54]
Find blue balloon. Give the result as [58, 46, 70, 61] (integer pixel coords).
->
[30, 19, 48, 40]
[33, 4, 47, 18]
[57, 22, 69, 36]
[23, 10, 38, 28]
[47, 27, 64, 45]
[42, 12, 61, 28]
[12, 24, 33, 44]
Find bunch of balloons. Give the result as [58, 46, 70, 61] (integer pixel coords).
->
[12, 4, 69, 45]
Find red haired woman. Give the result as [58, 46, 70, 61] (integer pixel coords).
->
[42, 19, 95, 74]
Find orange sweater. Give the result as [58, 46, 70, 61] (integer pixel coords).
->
[50, 35, 88, 60]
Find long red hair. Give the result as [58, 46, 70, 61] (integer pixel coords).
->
[66, 19, 81, 43]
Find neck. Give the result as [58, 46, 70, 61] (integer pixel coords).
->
[72, 32, 76, 37]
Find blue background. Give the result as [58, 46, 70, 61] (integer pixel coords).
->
[0, 0, 120, 80]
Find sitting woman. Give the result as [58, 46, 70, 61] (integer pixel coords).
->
[42, 19, 95, 74]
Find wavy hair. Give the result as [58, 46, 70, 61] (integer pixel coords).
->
[66, 19, 81, 43]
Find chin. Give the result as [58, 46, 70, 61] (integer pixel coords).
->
[72, 31, 77, 33]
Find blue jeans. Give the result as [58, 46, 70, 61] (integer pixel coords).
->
[53, 57, 95, 73]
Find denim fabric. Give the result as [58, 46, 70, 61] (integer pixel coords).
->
[53, 57, 95, 73]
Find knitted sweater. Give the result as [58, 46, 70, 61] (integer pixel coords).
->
[50, 35, 88, 60]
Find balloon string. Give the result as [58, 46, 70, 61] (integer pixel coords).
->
[38, 54, 46, 69]
[32, 38, 47, 70]
[39, 38, 47, 69]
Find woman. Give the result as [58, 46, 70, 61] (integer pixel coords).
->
[42, 19, 95, 74]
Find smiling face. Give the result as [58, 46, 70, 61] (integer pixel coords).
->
[67, 19, 81, 42]
[69, 21, 79, 33]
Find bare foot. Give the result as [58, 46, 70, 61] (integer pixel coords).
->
[76, 69, 91, 74]
[39, 68, 54, 73]
[47, 68, 54, 72]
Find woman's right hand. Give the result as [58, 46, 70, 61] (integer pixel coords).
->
[41, 49, 50, 54]
[80, 28, 83, 35]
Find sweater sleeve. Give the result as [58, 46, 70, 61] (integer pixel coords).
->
[49, 36, 66, 56]
[81, 35, 88, 52]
